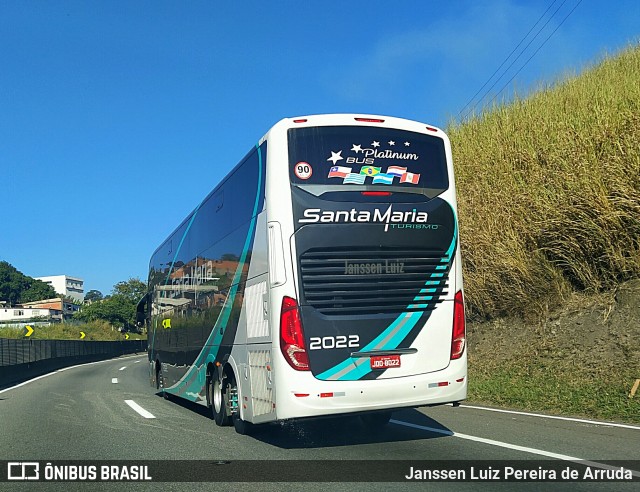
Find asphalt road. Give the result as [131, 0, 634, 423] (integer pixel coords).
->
[1, 354, 638, 491]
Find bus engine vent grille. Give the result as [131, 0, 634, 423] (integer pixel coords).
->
[299, 247, 450, 315]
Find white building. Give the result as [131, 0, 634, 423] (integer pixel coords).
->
[0, 307, 61, 326]
[35, 275, 85, 302]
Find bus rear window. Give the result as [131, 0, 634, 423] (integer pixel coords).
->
[288, 126, 449, 191]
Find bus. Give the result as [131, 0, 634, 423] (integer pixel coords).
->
[141, 114, 466, 434]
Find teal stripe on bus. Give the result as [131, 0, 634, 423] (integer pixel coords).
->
[163, 143, 264, 400]
[316, 211, 458, 382]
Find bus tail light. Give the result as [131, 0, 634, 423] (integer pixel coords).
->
[451, 290, 466, 360]
[280, 297, 310, 371]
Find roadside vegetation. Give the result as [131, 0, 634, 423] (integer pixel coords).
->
[468, 282, 640, 424]
[449, 44, 640, 321]
[448, 44, 640, 423]
[0, 320, 146, 341]
[0, 261, 57, 304]
[74, 278, 147, 330]
[1, 264, 148, 340]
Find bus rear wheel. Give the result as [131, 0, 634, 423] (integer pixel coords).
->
[211, 370, 232, 426]
[224, 370, 254, 435]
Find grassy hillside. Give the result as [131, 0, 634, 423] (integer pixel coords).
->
[448, 44, 640, 321]
[467, 279, 640, 423]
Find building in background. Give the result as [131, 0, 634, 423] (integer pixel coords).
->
[21, 298, 80, 320]
[35, 275, 84, 302]
[0, 298, 80, 326]
[0, 306, 62, 326]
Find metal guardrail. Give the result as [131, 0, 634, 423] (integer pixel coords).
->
[0, 338, 148, 388]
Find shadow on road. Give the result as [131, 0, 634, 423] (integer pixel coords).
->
[155, 391, 453, 449]
[154, 390, 211, 418]
[252, 408, 453, 449]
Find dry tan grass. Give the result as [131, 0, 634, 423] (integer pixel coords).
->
[448, 44, 640, 320]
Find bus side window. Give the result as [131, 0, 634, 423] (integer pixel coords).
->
[214, 191, 223, 212]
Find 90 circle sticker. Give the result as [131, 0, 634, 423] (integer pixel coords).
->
[294, 162, 313, 180]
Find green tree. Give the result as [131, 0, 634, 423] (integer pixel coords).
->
[75, 278, 147, 330]
[0, 261, 56, 305]
[84, 289, 104, 303]
[20, 279, 58, 303]
[112, 278, 147, 302]
[0, 261, 25, 305]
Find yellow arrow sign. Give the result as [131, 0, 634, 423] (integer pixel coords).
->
[125, 334, 130, 340]
[24, 325, 34, 337]
[80, 331, 86, 339]
[162, 319, 171, 329]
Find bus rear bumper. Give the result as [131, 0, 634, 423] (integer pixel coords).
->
[275, 362, 467, 420]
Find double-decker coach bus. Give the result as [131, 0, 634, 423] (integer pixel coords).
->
[141, 114, 466, 434]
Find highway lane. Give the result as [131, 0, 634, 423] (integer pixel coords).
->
[1, 354, 638, 491]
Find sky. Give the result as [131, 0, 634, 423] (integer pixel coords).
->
[1, 0, 639, 297]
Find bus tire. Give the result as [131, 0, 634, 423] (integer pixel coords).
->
[156, 362, 170, 400]
[228, 374, 253, 435]
[360, 411, 392, 428]
[211, 370, 231, 426]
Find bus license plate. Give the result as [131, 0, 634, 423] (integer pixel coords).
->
[370, 355, 401, 369]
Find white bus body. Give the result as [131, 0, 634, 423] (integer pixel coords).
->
[144, 114, 466, 433]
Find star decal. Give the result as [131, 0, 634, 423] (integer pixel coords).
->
[371, 141, 380, 148]
[388, 140, 395, 146]
[404, 141, 411, 147]
[327, 150, 344, 164]
[351, 144, 363, 153]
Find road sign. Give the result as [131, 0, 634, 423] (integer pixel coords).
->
[80, 331, 86, 339]
[24, 325, 34, 337]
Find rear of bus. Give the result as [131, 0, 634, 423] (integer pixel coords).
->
[268, 114, 466, 420]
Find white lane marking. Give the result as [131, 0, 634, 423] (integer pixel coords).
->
[0, 354, 146, 395]
[119, 366, 127, 371]
[125, 400, 156, 419]
[57, 354, 142, 372]
[134, 360, 141, 364]
[459, 404, 640, 430]
[111, 378, 118, 384]
[391, 419, 640, 477]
